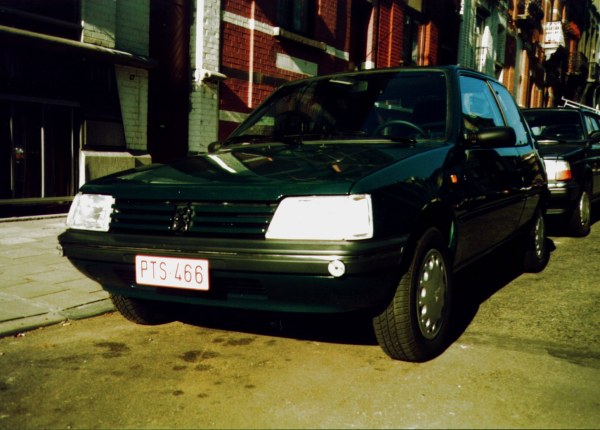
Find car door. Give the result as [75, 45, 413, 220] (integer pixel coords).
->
[582, 112, 600, 197]
[489, 80, 545, 229]
[451, 75, 525, 264]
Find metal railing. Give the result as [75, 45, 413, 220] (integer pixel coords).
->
[562, 98, 600, 115]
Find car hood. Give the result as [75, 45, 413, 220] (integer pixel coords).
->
[81, 143, 445, 201]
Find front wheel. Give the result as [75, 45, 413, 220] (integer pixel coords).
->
[522, 210, 549, 273]
[373, 228, 452, 362]
[567, 187, 591, 237]
[110, 294, 175, 325]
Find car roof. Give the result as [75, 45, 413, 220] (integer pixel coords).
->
[523, 107, 600, 118]
[276, 65, 498, 88]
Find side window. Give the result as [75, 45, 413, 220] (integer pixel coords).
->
[459, 76, 504, 133]
[489, 81, 532, 146]
[583, 113, 600, 134]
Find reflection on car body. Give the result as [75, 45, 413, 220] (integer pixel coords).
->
[59, 66, 549, 362]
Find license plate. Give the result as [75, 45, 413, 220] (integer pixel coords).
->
[135, 255, 209, 291]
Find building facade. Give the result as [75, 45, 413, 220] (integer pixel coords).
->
[188, 0, 461, 153]
[1, 0, 598, 215]
[457, 0, 600, 110]
[0, 0, 154, 216]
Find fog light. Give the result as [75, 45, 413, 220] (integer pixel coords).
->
[328, 260, 346, 277]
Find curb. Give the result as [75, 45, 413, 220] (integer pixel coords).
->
[0, 214, 67, 224]
[0, 299, 115, 338]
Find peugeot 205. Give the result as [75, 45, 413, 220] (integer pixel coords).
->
[59, 66, 549, 362]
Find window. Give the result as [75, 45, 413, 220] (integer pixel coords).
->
[475, 7, 492, 73]
[402, 15, 420, 66]
[460, 76, 504, 133]
[583, 113, 600, 134]
[489, 81, 532, 146]
[0, 0, 81, 40]
[277, 0, 315, 37]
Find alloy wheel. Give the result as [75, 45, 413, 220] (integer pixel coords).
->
[416, 249, 447, 340]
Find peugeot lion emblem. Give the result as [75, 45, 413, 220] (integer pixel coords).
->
[170, 204, 194, 232]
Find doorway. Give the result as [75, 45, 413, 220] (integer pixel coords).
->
[0, 99, 80, 200]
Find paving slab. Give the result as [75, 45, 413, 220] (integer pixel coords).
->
[0, 215, 114, 337]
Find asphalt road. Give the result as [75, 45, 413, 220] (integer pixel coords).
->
[0, 220, 599, 429]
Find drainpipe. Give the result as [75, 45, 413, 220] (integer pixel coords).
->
[248, 0, 255, 108]
[369, 0, 380, 69]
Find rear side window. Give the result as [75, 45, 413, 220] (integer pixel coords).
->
[584, 113, 600, 134]
[489, 81, 532, 146]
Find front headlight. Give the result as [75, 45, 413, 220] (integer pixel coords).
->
[66, 193, 115, 232]
[266, 194, 373, 240]
[544, 159, 572, 181]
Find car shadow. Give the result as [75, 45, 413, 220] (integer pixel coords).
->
[177, 303, 379, 346]
[448, 237, 555, 344]
[546, 201, 600, 236]
[177, 237, 557, 350]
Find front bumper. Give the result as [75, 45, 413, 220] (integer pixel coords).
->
[546, 181, 580, 216]
[58, 230, 407, 313]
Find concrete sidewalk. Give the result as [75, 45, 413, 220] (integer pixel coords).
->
[0, 215, 114, 337]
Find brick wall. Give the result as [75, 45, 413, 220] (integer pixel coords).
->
[83, 0, 150, 56]
[82, 0, 116, 48]
[217, 0, 353, 142]
[82, 0, 151, 153]
[115, 65, 149, 151]
[116, 0, 150, 55]
[377, 0, 404, 67]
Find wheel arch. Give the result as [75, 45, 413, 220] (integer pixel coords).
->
[411, 200, 457, 263]
[582, 164, 594, 194]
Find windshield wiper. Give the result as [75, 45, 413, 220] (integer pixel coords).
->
[274, 134, 305, 146]
[209, 134, 303, 153]
[222, 134, 271, 145]
[383, 136, 417, 146]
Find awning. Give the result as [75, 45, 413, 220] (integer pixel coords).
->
[0, 24, 158, 69]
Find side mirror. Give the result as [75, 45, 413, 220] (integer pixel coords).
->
[589, 130, 600, 144]
[207, 141, 223, 153]
[465, 127, 516, 148]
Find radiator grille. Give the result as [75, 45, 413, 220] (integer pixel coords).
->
[110, 199, 277, 238]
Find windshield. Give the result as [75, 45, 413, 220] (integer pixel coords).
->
[524, 110, 585, 141]
[229, 71, 448, 144]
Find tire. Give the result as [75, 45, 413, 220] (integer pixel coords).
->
[567, 186, 591, 237]
[373, 228, 452, 362]
[110, 294, 175, 325]
[522, 209, 549, 273]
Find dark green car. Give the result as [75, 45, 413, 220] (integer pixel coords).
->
[59, 66, 549, 362]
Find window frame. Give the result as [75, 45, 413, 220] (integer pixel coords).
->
[489, 81, 533, 147]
